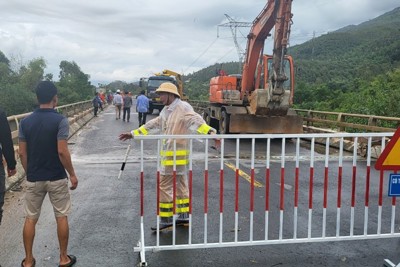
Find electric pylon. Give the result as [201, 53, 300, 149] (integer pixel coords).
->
[218, 14, 252, 73]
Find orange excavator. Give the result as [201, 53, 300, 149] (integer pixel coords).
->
[204, 0, 303, 134]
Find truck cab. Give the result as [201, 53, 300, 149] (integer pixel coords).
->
[146, 75, 176, 114]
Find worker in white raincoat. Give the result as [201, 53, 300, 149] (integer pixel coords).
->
[119, 82, 218, 230]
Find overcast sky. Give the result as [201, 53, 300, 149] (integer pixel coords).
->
[0, 0, 399, 85]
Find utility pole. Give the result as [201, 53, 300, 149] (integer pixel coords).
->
[218, 14, 252, 73]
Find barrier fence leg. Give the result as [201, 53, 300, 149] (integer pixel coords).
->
[137, 217, 147, 266]
[384, 259, 400, 267]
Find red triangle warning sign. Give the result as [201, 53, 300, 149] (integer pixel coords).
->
[375, 127, 400, 171]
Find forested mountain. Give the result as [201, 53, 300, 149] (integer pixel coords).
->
[291, 7, 400, 85]
[184, 7, 400, 117]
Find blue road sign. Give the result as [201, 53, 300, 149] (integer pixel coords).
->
[388, 174, 400, 196]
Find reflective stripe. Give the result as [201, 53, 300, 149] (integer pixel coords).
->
[160, 150, 189, 156]
[176, 207, 189, 213]
[159, 211, 173, 217]
[197, 123, 211, 135]
[139, 126, 148, 135]
[160, 202, 174, 208]
[161, 159, 189, 166]
[176, 198, 190, 204]
[131, 126, 148, 137]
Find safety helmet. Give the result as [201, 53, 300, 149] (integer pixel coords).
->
[156, 82, 180, 98]
[116, 89, 120, 93]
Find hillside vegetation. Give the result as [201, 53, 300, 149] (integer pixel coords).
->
[184, 7, 400, 117]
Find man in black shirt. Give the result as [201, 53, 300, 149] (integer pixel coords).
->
[19, 81, 78, 267]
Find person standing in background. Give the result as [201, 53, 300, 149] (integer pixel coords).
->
[92, 92, 102, 117]
[19, 81, 78, 267]
[113, 89, 123, 120]
[99, 92, 105, 109]
[136, 90, 149, 126]
[107, 91, 113, 104]
[122, 91, 133, 122]
[0, 106, 17, 225]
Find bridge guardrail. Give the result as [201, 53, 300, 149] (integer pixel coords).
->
[187, 100, 400, 133]
[4, 100, 95, 191]
[295, 109, 400, 133]
[7, 100, 93, 142]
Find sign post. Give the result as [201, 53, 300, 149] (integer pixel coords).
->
[375, 128, 400, 267]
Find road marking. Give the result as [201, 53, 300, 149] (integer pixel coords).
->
[224, 162, 264, 188]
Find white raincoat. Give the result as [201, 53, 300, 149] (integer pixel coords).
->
[131, 98, 215, 175]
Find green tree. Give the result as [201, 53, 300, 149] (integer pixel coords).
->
[19, 58, 46, 91]
[58, 60, 94, 105]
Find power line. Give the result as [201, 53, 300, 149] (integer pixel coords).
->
[217, 14, 252, 73]
[184, 37, 218, 74]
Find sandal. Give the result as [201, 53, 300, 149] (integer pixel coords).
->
[59, 254, 77, 267]
[21, 258, 36, 267]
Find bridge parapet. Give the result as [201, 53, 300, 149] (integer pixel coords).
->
[188, 100, 400, 133]
[4, 100, 95, 191]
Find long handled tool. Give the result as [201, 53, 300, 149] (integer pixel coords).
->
[118, 144, 131, 179]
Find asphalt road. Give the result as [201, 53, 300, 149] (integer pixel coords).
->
[1, 105, 400, 267]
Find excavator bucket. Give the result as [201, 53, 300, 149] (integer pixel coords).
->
[248, 89, 291, 116]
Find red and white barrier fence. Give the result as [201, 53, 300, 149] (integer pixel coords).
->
[131, 132, 398, 266]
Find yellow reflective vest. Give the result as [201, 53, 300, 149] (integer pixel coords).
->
[131, 98, 216, 175]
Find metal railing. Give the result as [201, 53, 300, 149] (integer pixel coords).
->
[7, 100, 93, 143]
[295, 109, 400, 133]
[132, 132, 397, 266]
[4, 100, 94, 190]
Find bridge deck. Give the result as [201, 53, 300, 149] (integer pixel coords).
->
[1, 105, 399, 267]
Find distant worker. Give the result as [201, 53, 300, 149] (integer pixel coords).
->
[0, 106, 17, 226]
[113, 89, 123, 120]
[122, 91, 133, 122]
[99, 92, 105, 107]
[92, 92, 102, 117]
[107, 91, 113, 104]
[119, 82, 219, 231]
[136, 90, 149, 126]
[18, 81, 78, 267]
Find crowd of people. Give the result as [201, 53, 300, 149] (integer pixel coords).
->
[92, 89, 150, 126]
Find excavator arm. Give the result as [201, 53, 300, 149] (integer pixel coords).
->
[205, 0, 301, 134]
[241, 0, 293, 115]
